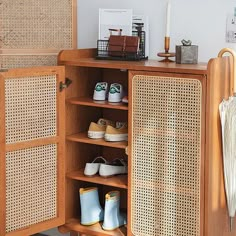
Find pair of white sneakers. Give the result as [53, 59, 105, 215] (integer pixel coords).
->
[93, 82, 124, 103]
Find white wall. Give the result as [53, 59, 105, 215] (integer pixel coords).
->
[77, 0, 236, 62]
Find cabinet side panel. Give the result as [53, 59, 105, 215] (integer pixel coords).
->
[206, 56, 236, 236]
[131, 75, 202, 236]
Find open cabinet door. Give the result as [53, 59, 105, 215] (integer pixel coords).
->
[0, 67, 65, 236]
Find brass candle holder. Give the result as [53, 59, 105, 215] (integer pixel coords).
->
[157, 37, 175, 62]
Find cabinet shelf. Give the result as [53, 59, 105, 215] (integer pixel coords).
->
[67, 169, 128, 189]
[59, 218, 127, 236]
[66, 132, 128, 149]
[67, 97, 128, 110]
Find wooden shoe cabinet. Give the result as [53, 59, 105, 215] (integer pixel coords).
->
[0, 48, 236, 236]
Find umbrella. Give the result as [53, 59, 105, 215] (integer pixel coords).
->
[219, 48, 236, 231]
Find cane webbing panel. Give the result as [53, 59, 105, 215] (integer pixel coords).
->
[131, 75, 202, 236]
[5, 75, 57, 144]
[6, 144, 57, 233]
[0, 54, 57, 69]
[0, 0, 73, 49]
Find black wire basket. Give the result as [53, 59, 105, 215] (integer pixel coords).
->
[96, 31, 148, 61]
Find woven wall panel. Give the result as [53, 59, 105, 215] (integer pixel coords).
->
[5, 75, 57, 144]
[131, 75, 202, 236]
[0, 54, 57, 69]
[6, 144, 57, 233]
[0, 0, 73, 49]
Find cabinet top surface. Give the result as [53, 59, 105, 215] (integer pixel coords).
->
[59, 57, 208, 75]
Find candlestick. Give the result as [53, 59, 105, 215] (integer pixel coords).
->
[157, 36, 175, 62]
[157, 1, 175, 62]
[166, 1, 171, 37]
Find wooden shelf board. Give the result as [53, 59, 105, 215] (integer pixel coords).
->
[67, 169, 128, 189]
[59, 57, 208, 75]
[66, 132, 128, 149]
[59, 218, 127, 236]
[67, 97, 128, 110]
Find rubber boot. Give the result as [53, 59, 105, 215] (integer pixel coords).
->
[79, 187, 104, 225]
[102, 191, 127, 230]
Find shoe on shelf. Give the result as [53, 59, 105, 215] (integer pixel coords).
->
[99, 158, 128, 177]
[122, 96, 128, 104]
[104, 122, 128, 142]
[88, 118, 115, 139]
[102, 191, 127, 230]
[79, 187, 104, 225]
[84, 156, 108, 176]
[108, 83, 124, 103]
[93, 82, 108, 101]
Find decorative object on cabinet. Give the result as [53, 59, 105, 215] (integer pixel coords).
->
[176, 39, 198, 64]
[132, 15, 149, 58]
[107, 35, 140, 57]
[157, 1, 175, 62]
[98, 9, 133, 40]
[218, 48, 236, 231]
[157, 36, 175, 62]
[96, 31, 147, 61]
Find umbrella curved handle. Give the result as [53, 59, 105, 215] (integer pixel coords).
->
[218, 48, 236, 96]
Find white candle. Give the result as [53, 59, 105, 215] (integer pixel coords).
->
[166, 1, 171, 37]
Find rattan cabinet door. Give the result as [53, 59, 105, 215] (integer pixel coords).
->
[129, 71, 205, 236]
[0, 67, 65, 236]
[0, 0, 77, 69]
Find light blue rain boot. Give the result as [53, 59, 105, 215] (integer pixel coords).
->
[102, 191, 127, 230]
[79, 187, 104, 225]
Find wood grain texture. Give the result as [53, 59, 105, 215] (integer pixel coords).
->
[66, 169, 128, 189]
[205, 55, 236, 236]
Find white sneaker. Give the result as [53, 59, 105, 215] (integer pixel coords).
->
[99, 159, 128, 177]
[93, 82, 108, 101]
[84, 156, 107, 176]
[108, 83, 124, 103]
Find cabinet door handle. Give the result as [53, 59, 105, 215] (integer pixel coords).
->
[59, 77, 72, 91]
